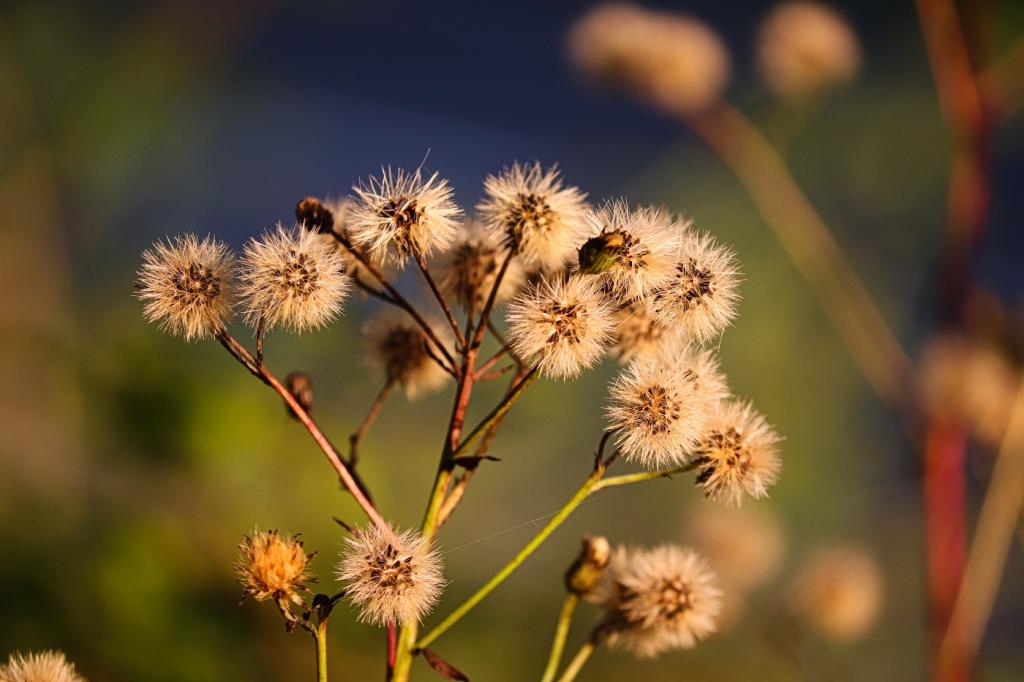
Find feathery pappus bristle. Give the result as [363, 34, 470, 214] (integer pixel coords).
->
[506, 275, 614, 379]
[434, 220, 526, 312]
[238, 224, 351, 333]
[336, 523, 445, 627]
[0, 651, 86, 682]
[691, 400, 782, 505]
[136, 233, 235, 341]
[363, 309, 452, 399]
[606, 347, 729, 468]
[477, 162, 588, 272]
[652, 230, 741, 343]
[349, 168, 462, 267]
[593, 544, 721, 658]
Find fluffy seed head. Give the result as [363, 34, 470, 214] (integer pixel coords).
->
[790, 545, 883, 640]
[506, 275, 614, 379]
[607, 348, 729, 468]
[434, 221, 526, 312]
[239, 224, 351, 332]
[349, 168, 462, 267]
[363, 310, 452, 399]
[568, 3, 730, 114]
[611, 300, 684, 364]
[578, 201, 681, 303]
[594, 544, 721, 658]
[758, 2, 861, 97]
[652, 230, 741, 343]
[322, 196, 392, 288]
[477, 162, 588, 272]
[0, 651, 86, 682]
[136, 233, 234, 341]
[336, 523, 445, 626]
[692, 400, 782, 505]
[236, 530, 314, 608]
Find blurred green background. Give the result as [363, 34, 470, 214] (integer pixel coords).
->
[2, 0, 1023, 680]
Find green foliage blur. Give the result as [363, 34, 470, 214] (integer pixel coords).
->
[2, 1, 1023, 680]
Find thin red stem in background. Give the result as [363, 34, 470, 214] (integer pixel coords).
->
[923, 418, 969, 682]
[915, 1, 994, 679]
[386, 624, 397, 680]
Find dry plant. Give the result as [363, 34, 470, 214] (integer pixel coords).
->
[125, 159, 784, 681]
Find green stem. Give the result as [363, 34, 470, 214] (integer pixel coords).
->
[416, 467, 605, 650]
[555, 640, 595, 682]
[540, 593, 581, 682]
[316, 617, 329, 682]
[593, 465, 691, 490]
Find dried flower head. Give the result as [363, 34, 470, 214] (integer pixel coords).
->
[434, 221, 526, 312]
[594, 544, 721, 658]
[790, 545, 883, 640]
[284, 371, 315, 416]
[136, 233, 234, 341]
[607, 348, 729, 468]
[477, 162, 588, 272]
[506, 275, 614, 379]
[691, 400, 782, 505]
[652, 230, 740, 343]
[919, 334, 1020, 448]
[566, 535, 613, 597]
[295, 196, 335, 234]
[349, 168, 462, 267]
[568, 3, 730, 114]
[236, 530, 314, 609]
[578, 201, 681, 303]
[363, 310, 451, 399]
[611, 300, 683, 364]
[322, 196, 391, 288]
[238, 224, 351, 332]
[687, 503, 786, 593]
[336, 523, 445, 626]
[0, 651, 86, 682]
[757, 2, 861, 97]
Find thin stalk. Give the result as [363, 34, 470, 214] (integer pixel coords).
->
[315, 617, 329, 682]
[540, 593, 580, 682]
[937, 380, 1024, 679]
[593, 465, 690, 490]
[216, 331, 388, 531]
[386, 624, 397, 680]
[685, 101, 915, 417]
[555, 640, 596, 682]
[415, 250, 466, 350]
[416, 466, 606, 650]
[331, 233, 458, 374]
[452, 367, 539, 458]
[349, 380, 394, 466]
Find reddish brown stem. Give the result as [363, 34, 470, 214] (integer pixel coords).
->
[349, 380, 394, 467]
[217, 331, 388, 531]
[415, 250, 466, 350]
[387, 623, 397, 679]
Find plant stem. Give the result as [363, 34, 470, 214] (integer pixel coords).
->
[216, 331, 388, 531]
[685, 101, 915, 418]
[331, 233, 458, 374]
[315, 617, 329, 682]
[554, 640, 595, 682]
[593, 465, 691, 490]
[416, 466, 606, 650]
[415, 250, 466, 350]
[452, 367, 539, 458]
[349, 380, 394, 466]
[540, 593, 580, 682]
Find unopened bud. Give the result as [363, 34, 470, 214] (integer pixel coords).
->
[565, 535, 611, 596]
[295, 196, 335, 234]
[285, 371, 314, 417]
[577, 231, 626, 274]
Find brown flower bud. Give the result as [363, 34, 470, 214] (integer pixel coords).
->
[285, 371, 314, 417]
[565, 535, 611, 596]
[296, 196, 335, 234]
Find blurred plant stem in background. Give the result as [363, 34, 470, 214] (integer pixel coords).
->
[916, 0, 995, 679]
[938, 380, 1024, 680]
[683, 100, 916, 420]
